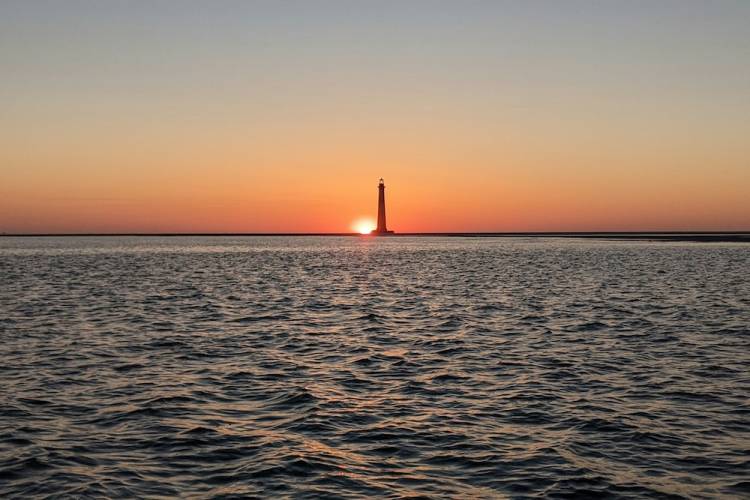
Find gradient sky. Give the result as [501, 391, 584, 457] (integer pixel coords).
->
[1, 0, 748, 233]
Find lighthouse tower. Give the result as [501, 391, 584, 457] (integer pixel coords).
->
[372, 178, 394, 235]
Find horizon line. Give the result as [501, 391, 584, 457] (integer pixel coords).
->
[2, 231, 749, 240]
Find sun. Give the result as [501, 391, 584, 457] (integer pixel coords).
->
[352, 217, 376, 235]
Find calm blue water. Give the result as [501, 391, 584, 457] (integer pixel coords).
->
[1, 236, 748, 498]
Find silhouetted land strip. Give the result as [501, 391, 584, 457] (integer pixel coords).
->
[2, 232, 749, 242]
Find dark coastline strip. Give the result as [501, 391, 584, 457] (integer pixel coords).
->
[1, 232, 749, 242]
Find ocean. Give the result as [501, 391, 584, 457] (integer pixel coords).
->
[1, 236, 748, 498]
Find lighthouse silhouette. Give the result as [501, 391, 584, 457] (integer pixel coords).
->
[371, 178, 394, 235]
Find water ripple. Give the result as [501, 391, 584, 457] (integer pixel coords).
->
[1, 236, 748, 498]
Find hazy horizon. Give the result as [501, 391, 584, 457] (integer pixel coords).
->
[2, 1, 749, 233]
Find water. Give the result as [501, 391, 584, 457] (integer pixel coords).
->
[1, 236, 748, 498]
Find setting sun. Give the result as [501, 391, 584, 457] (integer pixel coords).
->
[352, 218, 376, 235]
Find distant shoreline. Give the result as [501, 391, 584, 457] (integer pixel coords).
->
[1, 232, 749, 242]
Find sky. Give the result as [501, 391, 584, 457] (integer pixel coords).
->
[1, 0, 748, 233]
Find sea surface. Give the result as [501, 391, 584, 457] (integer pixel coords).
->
[1, 236, 748, 499]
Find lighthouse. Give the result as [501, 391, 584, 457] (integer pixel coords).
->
[372, 178, 394, 235]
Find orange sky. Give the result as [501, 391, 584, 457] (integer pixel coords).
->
[1, 2, 748, 233]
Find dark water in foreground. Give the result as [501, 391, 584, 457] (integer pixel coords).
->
[1, 236, 748, 498]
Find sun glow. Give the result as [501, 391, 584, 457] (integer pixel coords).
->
[352, 218, 376, 235]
